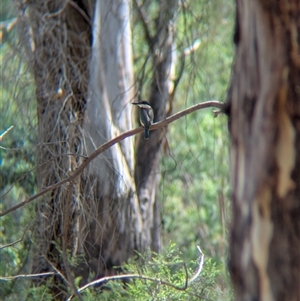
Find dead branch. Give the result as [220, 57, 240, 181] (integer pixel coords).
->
[0, 100, 225, 217]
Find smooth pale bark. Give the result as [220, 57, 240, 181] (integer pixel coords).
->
[81, 0, 143, 278]
[228, 1, 300, 301]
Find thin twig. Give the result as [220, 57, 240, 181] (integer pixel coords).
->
[0, 272, 56, 281]
[0, 101, 225, 217]
[68, 0, 91, 24]
[0, 224, 29, 250]
[134, 0, 153, 46]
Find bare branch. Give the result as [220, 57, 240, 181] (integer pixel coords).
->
[67, 0, 91, 24]
[0, 126, 14, 142]
[67, 245, 205, 300]
[67, 263, 188, 300]
[188, 246, 204, 284]
[0, 101, 225, 217]
[0, 272, 56, 281]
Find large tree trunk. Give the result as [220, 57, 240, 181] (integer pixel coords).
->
[228, 1, 300, 300]
[22, 0, 177, 297]
[25, 1, 93, 297]
[81, 0, 142, 278]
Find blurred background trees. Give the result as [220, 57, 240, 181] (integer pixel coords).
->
[0, 0, 233, 300]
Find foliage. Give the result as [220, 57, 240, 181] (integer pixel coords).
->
[0, 16, 37, 195]
[157, 0, 234, 261]
[0, 7, 37, 300]
[77, 245, 232, 301]
[0, 246, 232, 300]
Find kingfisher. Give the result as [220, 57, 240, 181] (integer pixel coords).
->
[132, 101, 154, 140]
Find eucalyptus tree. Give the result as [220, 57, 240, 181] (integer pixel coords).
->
[228, 1, 300, 301]
[19, 0, 180, 297]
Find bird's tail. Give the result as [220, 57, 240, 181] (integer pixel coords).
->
[144, 127, 150, 140]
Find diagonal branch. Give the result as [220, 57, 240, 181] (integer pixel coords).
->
[0, 101, 225, 217]
[0, 126, 14, 142]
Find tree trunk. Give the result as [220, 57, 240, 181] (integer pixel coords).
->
[134, 0, 178, 254]
[22, 0, 178, 297]
[24, 1, 92, 297]
[228, 1, 300, 301]
[81, 0, 142, 278]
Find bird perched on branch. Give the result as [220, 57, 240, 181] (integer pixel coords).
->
[132, 101, 154, 140]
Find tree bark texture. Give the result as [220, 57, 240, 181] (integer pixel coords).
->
[229, 1, 300, 301]
[23, 1, 93, 296]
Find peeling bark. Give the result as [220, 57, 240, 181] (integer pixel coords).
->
[24, 1, 92, 297]
[228, 1, 300, 301]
